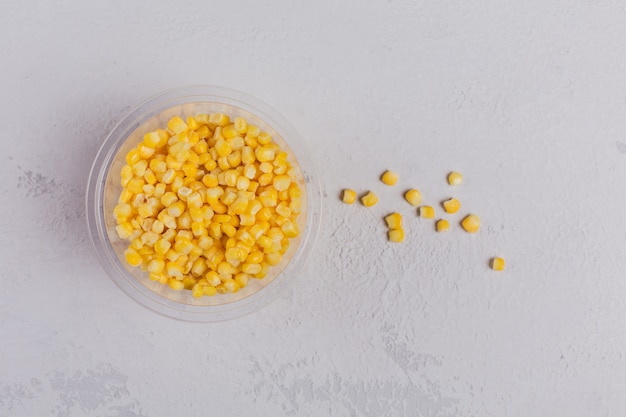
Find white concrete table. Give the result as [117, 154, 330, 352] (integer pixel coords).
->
[1, 1, 625, 416]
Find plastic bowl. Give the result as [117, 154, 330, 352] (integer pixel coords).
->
[86, 86, 322, 322]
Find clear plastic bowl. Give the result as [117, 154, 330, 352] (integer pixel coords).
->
[86, 86, 322, 322]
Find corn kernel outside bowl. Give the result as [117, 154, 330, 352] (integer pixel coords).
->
[86, 86, 322, 322]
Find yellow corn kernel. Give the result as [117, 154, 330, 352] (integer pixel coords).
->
[116, 222, 134, 239]
[187, 192, 203, 209]
[272, 175, 291, 191]
[418, 205, 435, 219]
[265, 252, 282, 266]
[147, 258, 165, 273]
[342, 189, 356, 204]
[125, 148, 140, 166]
[221, 222, 237, 238]
[255, 146, 275, 162]
[404, 189, 422, 206]
[259, 189, 278, 207]
[233, 117, 247, 134]
[436, 219, 450, 232]
[227, 150, 242, 167]
[360, 191, 378, 207]
[259, 161, 273, 174]
[113, 203, 132, 220]
[126, 178, 145, 195]
[202, 173, 219, 189]
[280, 220, 299, 238]
[203, 285, 217, 296]
[448, 171, 463, 186]
[118, 188, 133, 204]
[388, 229, 404, 243]
[191, 283, 204, 298]
[143, 131, 162, 148]
[205, 270, 221, 287]
[124, 248, 142, 266]
[241, 263, 261, 274]
[442, 198, 461, 214]
[168, 278, 185, 291]
[461, 214, 481, 233]
[151, 220, 165, 234]
[243, 164, 257, 180]
[132, 160, 148, 177]
[196, 125, 211, 139]
[167, 201, 185, 217]
[384, 213, 402, 230]
[490, 257, 505, 271]
[381, 170, 398, 185]
[217, 156, 230, 171]
[258, 173, 273, 186]
[149, 159, 167, 174]
[209, 113, 230, 126]
[167, 116, 188, 134]
[257, 132, 271, 145]
[275, 202, 291, 218]
[215, 139, 232, 157]
[154, 238, 172, 256]
[165, 261, 184, 278]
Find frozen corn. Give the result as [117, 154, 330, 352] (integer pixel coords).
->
[388, 229, 404, 243]
[435, 219, 449, 232]
[418, 205, 435, 219]
[114, 114, 303, 297]
[384, 213, 402, 230]
[342, 189, 356, 204]
[447, 172, 463, 186]
[490, 257, 505, 271]
[442, 198, 460, 214]
[461, 214, 480, 233]
[361, 191, 378, 207]
[404, 189, 422, 206]
[381, 170, 398, 186]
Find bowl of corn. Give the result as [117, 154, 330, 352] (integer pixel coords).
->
[86, 86, 322, 321]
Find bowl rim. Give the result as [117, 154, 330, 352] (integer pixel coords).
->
[85, 85, 322, 322]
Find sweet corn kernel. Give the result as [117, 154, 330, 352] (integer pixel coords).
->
[490, 257, 505, 271]
[442, 198, 461, 214]
[124, 248, 142, 266]
[418, 206, 435, 218]
[342, 189, 356, 204]
[168, 278, 185, 291]
[448, 171, 463, 186]
[404, 189, 422, 206]
[209, 113, 230, 126]
[461, 214, 481, 233]
[381, 170, 398, 185]
[167, 116, 188, 134]
[388, 229, 404, 243]
[436, 219, 450, 232]
[361, 191, 378, 207]
[384, 213, 402, 230]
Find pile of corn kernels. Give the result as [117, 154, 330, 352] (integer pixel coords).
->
[342, 170, 505, 271]
[113, 113, 303, 297]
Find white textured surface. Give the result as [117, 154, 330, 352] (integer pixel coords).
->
[2, 1, 626, 416]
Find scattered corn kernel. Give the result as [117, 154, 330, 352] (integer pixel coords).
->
[418, 205, 435, 218]
[342, 189, 356, 204]
[461, 214, 481, 233]
[442, 198, 461, 214]
[435, 219, 450, 232]
[404, 189, 422, 206]
[388, 229, 404, 243]
[381, 170, 398, 185]
[448, 172, 463, 186]
[490, 257, 505, 271]
[384, 213, 402, 230]
[361, 191, 378, 207]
